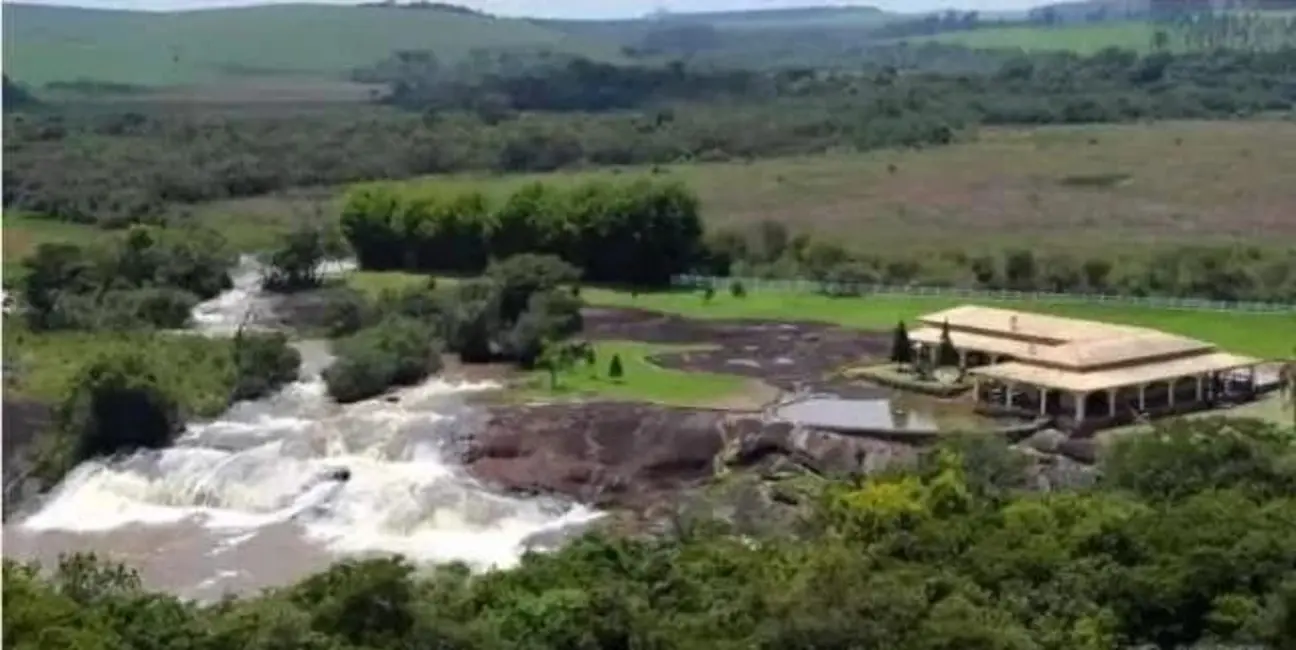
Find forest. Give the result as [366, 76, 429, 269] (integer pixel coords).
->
[5, 46, 1296, 229]
[7, 416, 1296, 650]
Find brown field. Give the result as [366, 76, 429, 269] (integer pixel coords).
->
[195, 119, 1296, 253]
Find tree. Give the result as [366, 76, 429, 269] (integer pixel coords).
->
[890, 321, 913, 365]
[537, 339, 586, 390]
[609, 354, 625, 380]
[261, 212, 347, 293]
[937, 319, 960, 367]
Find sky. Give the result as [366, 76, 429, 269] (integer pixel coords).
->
[7, 0, 1050, 19]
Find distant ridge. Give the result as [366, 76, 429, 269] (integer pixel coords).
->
[1, 2, 620, 87]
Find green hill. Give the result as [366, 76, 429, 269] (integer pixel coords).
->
[2, 3, 618, 88]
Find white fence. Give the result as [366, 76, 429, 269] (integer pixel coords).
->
[672, 274, 1296, 314]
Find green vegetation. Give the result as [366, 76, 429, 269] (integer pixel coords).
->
[319, 255, 585, 400]
[521, 340, 747, 406]
[919, 21, 1163, 52]
[342, 269, 1294, 357]
[10, 417, 1296, 649]
[1, 3, 617, 87]
[341, 178, 702, 286]
[9, 47, 1296, 229]
[581, 287, 1296, 359]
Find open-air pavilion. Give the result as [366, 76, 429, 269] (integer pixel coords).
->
[908, 305, 1262, 430]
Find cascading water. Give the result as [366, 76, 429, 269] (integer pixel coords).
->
[3, 257, 600, 600]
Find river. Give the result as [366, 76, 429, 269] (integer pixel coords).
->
[2, 257, 600, 600]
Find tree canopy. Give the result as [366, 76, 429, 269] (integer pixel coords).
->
[7, 417, 1296, 650]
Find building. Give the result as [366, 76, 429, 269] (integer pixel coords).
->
[908, 305, 1262, 430]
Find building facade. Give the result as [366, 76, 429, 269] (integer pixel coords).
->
[909, 305, 1262, 431]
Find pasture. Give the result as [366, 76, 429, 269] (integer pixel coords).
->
[221, 121, 1296, 256]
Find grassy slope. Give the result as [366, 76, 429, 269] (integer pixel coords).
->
[346, 271, 1295, 360]
[2, 3, 616, 87]
[287, 121, 1295, 255]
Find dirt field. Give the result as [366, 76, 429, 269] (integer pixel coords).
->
[581, 307, 891, 398]
[197, 120, 1296, 255]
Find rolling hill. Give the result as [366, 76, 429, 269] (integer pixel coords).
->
[1, 3, 620, 87]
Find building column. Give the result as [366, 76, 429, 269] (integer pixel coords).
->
[958, 349, 968, 369]
[1167, 378, 1176, 407]
[1108, 388, 1118, 417]
[1039, 388, 1049, 416]
[1195, 375, 1204, 402]
[1249, 365, 1257, 391]
[930, 344, 939, 366]
[1075, 391, 1088, 422]
[1138, 384, 1147, 411]
[1005, 382, 1015, 408]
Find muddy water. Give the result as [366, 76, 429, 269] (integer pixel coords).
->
[2, 258, 601, 600]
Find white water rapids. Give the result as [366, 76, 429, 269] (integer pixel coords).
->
[2, 258, 600, 600]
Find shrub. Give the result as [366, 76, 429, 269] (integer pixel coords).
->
[231, 332, 302, 402]
[609, 354, 625, 380]
[323, 318, 443, 403]
[58, 350, 182, 463]
[730, 280, 747, 298]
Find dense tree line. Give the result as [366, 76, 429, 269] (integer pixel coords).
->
[711, 220, 1296, 302]
[341, 179, 703, 286]
[7, 417, 1296, 649]
[7, 46, 1296, 226]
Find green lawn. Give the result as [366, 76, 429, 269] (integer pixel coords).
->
[518, 341, 748, 407]
[583, 288, 1295, 359]
[343, 270, 1294, 359]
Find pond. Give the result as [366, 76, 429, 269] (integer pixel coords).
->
[773, 394, 1017, 435]
[775, 396, 941, 434]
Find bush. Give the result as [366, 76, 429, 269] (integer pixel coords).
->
[230, 332, 302, 402]
[729, 280, 747, 298]
[323, 318, 443, 403]
[609, 354, 624, 380]
[58, 350, 182, 463]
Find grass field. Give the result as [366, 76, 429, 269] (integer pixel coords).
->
[2, 3, 616, 88]
[912, 17, 1296, 54]
[346, 271, 1295, 359]
[517, 341, 750, 407]
[916, 22, 1161, 53]
[1, 215, 105, 280]
[207, 121, 1296, 256]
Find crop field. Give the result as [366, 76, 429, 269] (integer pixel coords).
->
[2, 3, 617, 87]
[347, 271, 1296, 359]
[222, 121, 1296, 256]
